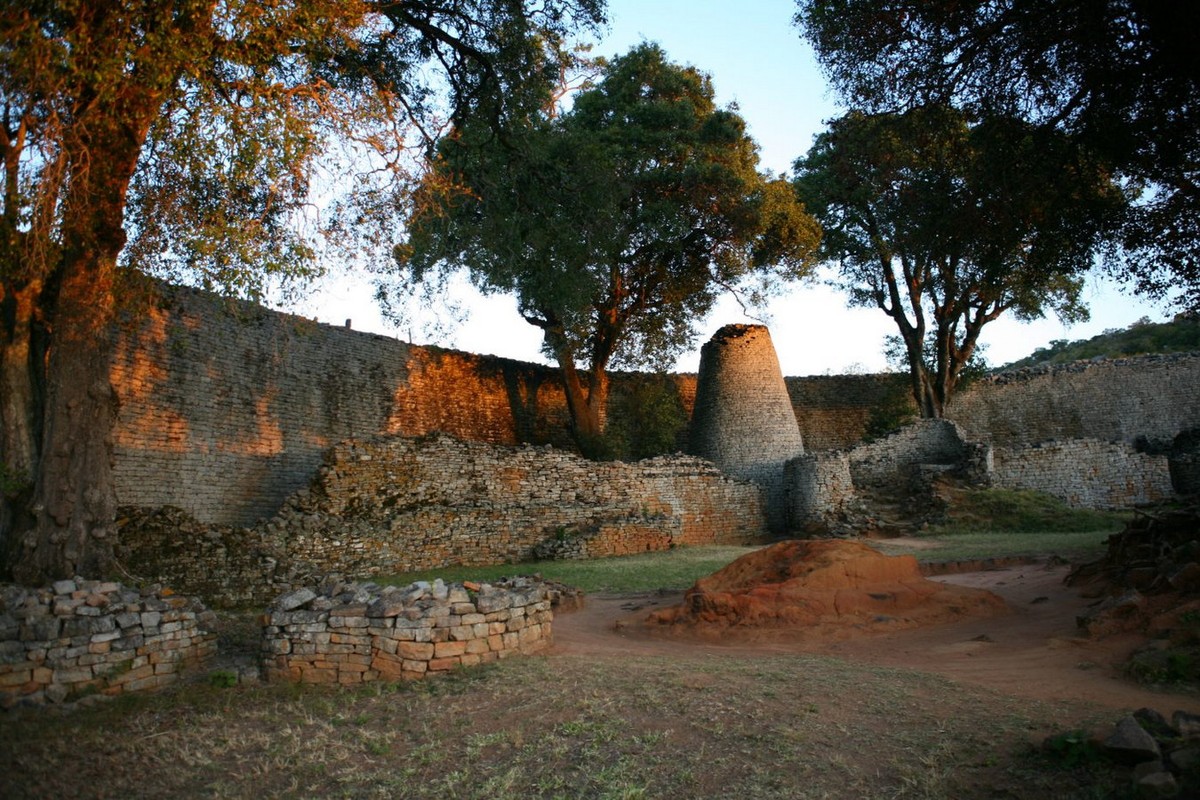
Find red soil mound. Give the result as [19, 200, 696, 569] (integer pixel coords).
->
[648, 540, 1007, 636]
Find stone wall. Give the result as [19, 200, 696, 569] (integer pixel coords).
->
[846, 420, 972, 489]
[110, 286, 576, 527]
[119, 434, 766, 607]
[991, 440, 1174, 509]
[785, 374, 913, 451]
[261, 577, 551, 685]
[784, 452, 856, 530]
[947, 354, 1200, 448]
[0, 580, 216, 708]
[106, 286, 1200, 534]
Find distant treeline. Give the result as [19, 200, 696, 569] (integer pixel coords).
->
[1000, 314, 1200, 370]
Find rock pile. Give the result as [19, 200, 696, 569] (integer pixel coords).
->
[1068, 500, 1200, 637]
[0, 579, 217, 708]
[262, 576, 554, 685]
[1047, 708, 1200, 797]
[647, 539, 1006, 635]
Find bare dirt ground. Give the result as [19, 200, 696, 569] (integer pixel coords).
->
[552, 560, 1200, 717]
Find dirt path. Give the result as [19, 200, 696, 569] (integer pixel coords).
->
[551, 562, 1200, 717]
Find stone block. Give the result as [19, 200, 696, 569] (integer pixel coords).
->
[434, 641, 467, 658]
[397, 642, 434, 661]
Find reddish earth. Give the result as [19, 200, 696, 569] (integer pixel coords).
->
[644, 539, 1006, 637]
[551, 541, 1200, 718]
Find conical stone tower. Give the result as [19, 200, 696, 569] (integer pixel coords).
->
[688, 324, 803, 531]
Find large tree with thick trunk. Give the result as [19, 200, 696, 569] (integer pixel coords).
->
[793, 106, 1126, 418]
[397, 44, 821, 454]
[795, 0, 1200, 310]
[0, 0, 604, 583]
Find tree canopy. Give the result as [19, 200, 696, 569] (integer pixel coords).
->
[795, 0, 1200, 309]
[0, 0, 605, 582]
[397, 43, 820, 452]
[793, 106, 1126, 417]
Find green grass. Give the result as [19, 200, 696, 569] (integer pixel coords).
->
[932, 488, 1128, 535]
[378, 545, 763, 593]
[377, 489, 1124, 595]
[874, 530, 1113, 563]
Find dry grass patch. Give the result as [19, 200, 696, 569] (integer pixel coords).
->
[2, 649, 1123, 799]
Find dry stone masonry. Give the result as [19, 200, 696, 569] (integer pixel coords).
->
[0, 580, 217, 708]
[688, 324, 805, 531]
[991, 439, 1173, 508]
[261, 576, 552, 684]
[119, 433, 765, 607]
[105, 286, 1199, 528]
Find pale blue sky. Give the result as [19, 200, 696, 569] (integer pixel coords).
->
[297, 0, 1170, 376]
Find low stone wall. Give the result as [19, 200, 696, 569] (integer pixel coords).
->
[0, 580, 217, 708]
[784, 452, 856, 529]
[847, 420, 971, 489]
[991, 439, 1173, 509]
[261, 577, 551, 685]
[120, 433, 766, 607]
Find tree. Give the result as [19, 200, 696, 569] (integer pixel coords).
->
[794, 0, 1200, 309]
[0, 0, 605, 583]
[793, 106, 1125, 417]
[397, 44, 821, 454]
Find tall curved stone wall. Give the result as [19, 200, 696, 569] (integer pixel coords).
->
[104, 286, 1200, 529]
[944, 354, 1200, 447]
[687, 324, 804, 530]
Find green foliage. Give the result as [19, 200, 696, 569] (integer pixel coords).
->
[602, 377, 690, 461]
[1125, 646, 1200, 686]
[397, 43, 820, 446]
[793, 106, 1124, 416]
[932, 488, 1127, 535]
[861, 375, 916, 442]
[208, 670, 239, 689]
[1001, 314, 1200, 370]
[1041, 730, 1102, 769]
[795, 0, 1200, 310]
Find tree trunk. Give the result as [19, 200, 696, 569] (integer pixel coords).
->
[0, 279, 43, 571]
[11, 128, 142, 583]
[908, 361, 944, 419]
[552, 347, 610, 455]
[13, 263, 119, 584]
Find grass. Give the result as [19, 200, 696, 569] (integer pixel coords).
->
[930, 487, 1128, 535]
[1, 509, 1139, 798]
[379, 545, 763, 593]
[873, 530, 1114, 563]
[0, 652, 1123, 800]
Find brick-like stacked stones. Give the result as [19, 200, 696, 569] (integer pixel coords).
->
[261, 577, 552, 684]
[0, 580, 217, 708]
[688, 324, 804, 531]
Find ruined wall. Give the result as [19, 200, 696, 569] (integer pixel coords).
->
[262, 577, 551, 685]
[110, 286, 574, 526]
[991, 440, 1174, 509]
[119, 434, 766, 607]
[0, 580, 216, 708]
[946, 354, 1200, 448]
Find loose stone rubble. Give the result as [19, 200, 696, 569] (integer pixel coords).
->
[1047, 707, 1200, 797]
[261, 576, 554, 684]
[0, 579, 217, 708]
